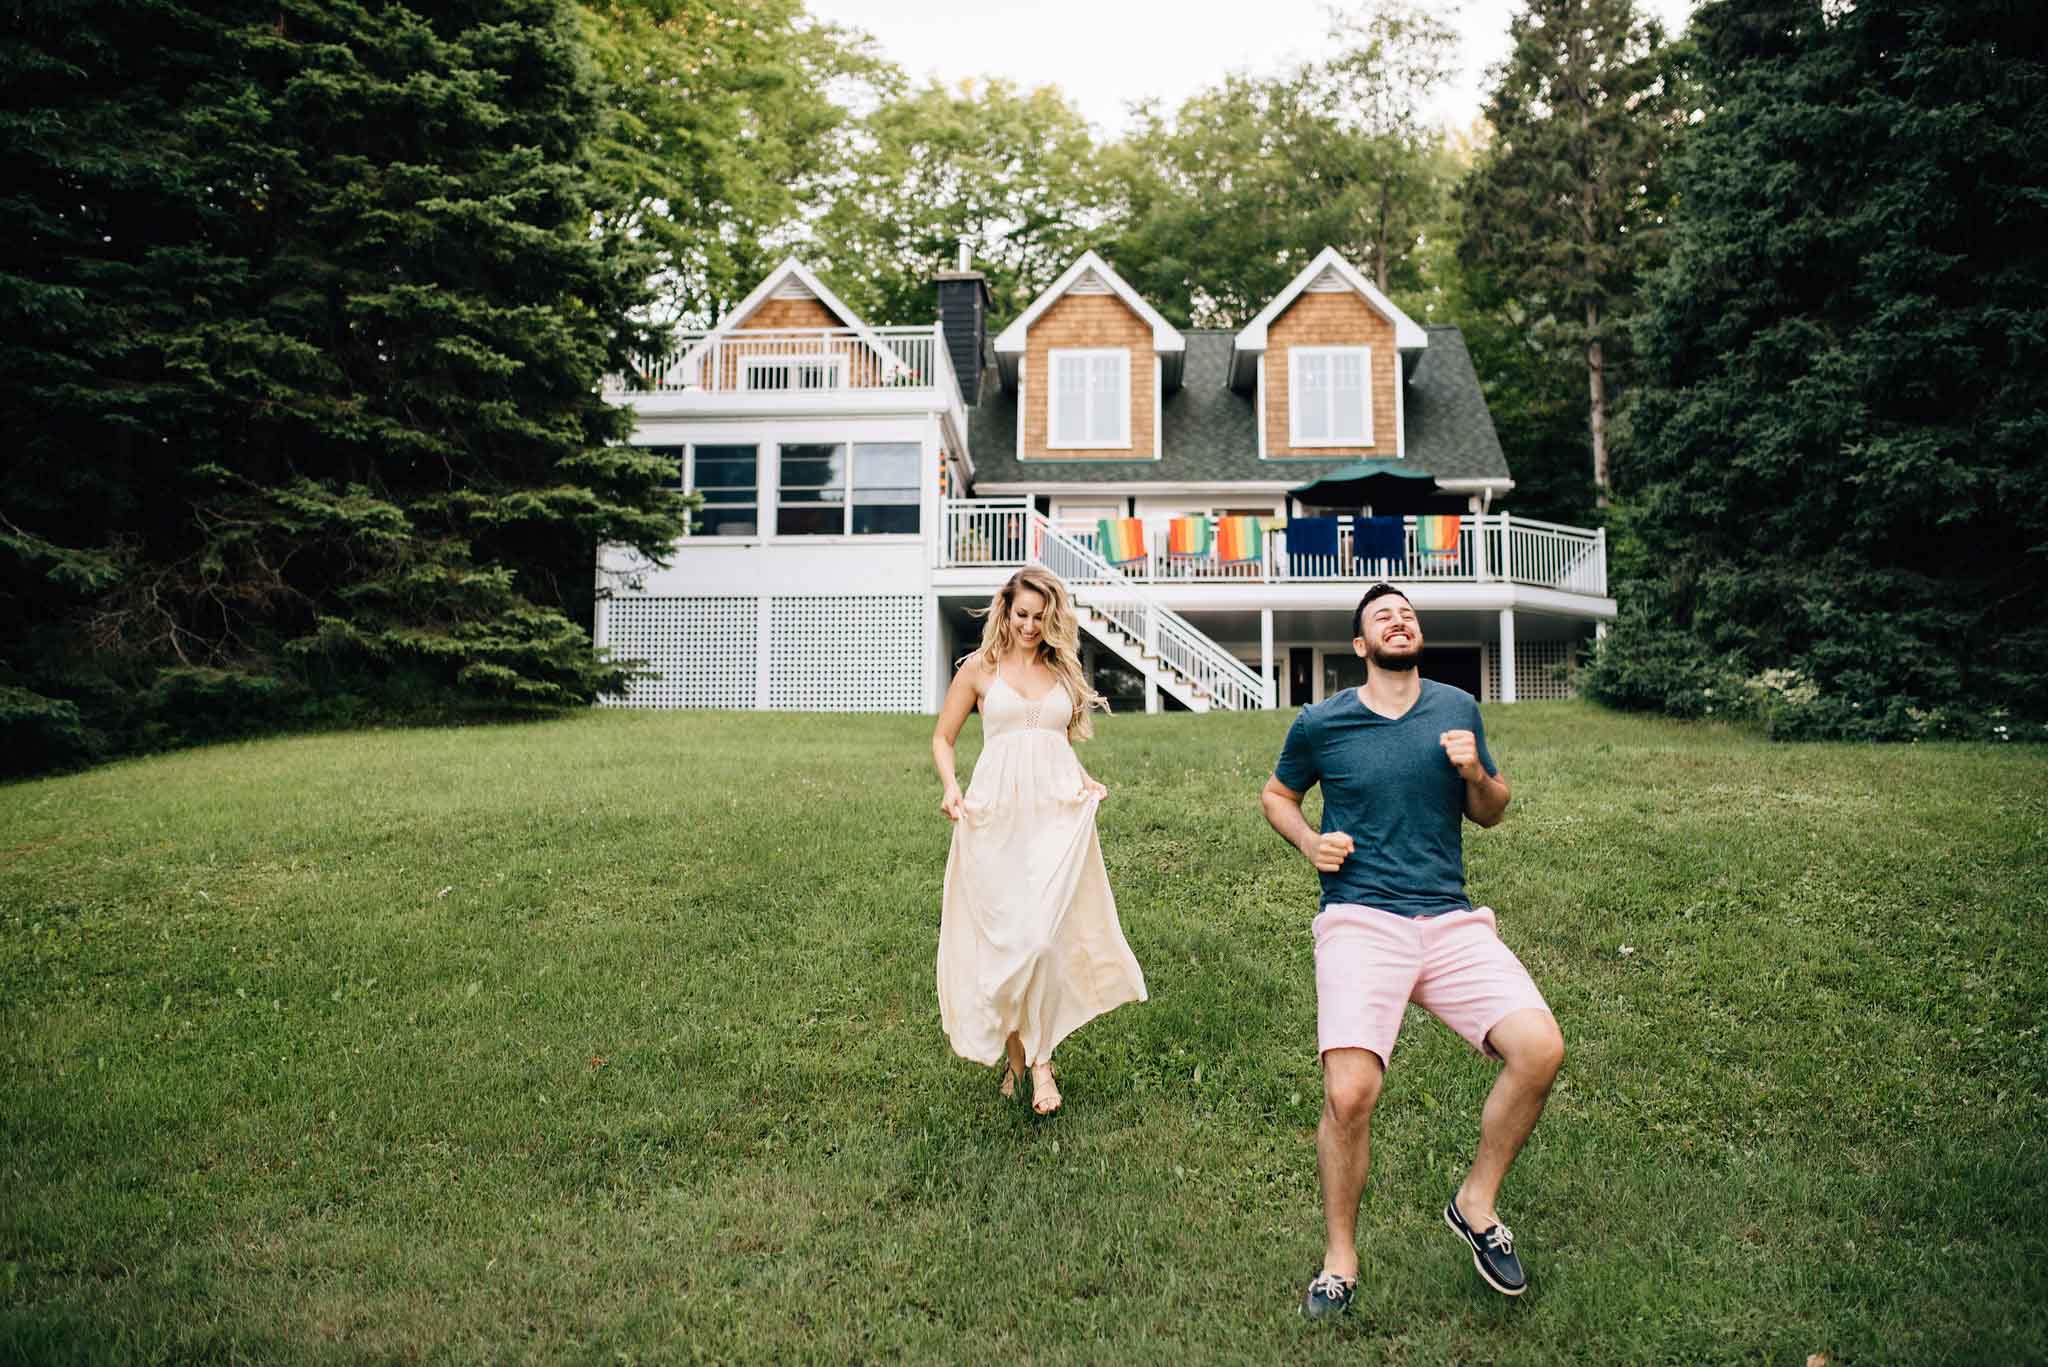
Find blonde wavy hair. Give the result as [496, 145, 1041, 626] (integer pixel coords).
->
[963, 567, 1109, 740]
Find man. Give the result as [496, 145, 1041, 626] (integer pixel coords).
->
[1261, 584, 1565, 1319]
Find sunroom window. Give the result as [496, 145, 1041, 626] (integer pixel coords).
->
[777, 442, 922, 536]
[686, 444, 759, 537]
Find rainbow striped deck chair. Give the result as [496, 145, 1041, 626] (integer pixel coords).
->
[1216, 515, 1264, 564]
[1095, 517, 1149, 567]
[1418, 514, 1461, 561]
[1166, 515, 1213, 558]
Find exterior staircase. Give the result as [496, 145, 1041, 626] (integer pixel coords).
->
[1018, 512, 1271, 713]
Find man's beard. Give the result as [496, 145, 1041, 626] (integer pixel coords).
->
[1367, 641, 1421, 672]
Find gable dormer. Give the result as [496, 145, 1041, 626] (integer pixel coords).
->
[679, 257, 911, 392]
[1231, 248, 1428, 461]
[993, 252, 1183, 461]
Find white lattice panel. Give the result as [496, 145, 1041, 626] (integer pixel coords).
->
[602, 596, 758, 709]
[1487, 640, 1578, 702]
[769, 595, 925, 711]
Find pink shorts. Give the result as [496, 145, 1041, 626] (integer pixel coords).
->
[1312, 904, 1550, 1066]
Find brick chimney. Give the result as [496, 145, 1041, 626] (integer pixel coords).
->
[933, 241, 992, 406]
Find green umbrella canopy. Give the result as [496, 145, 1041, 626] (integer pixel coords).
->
[1286, 459, 1438, 506]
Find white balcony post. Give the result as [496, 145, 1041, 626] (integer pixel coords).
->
[1499, 511, 1514, 584]
[1596, 526, 1609, 595]
[1261, 608, 1276, 709]
[1498, 608, 1518, 704]
[1145, 603, 1161, 713]
[1474, 503, 1492, 582]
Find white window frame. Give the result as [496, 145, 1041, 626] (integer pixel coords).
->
[1047, 348, 1131, 450]
[679, 442, 761, 540]
[1288, 345, 1373, 447]
[742, 354, 844, 393]
[774, 439, 924, 539]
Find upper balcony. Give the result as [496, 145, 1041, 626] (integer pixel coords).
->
[603, 323, 970, 440]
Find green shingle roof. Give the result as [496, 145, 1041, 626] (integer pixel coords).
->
[965, 326, 1509, 487]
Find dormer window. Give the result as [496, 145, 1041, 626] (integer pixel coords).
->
[1289, 346, 1372, 446]
[744, 356, 843, 392]
[1049, 349, 1130, 449]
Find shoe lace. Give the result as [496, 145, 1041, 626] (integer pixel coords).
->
[1485, 1224, 1515, 1255]
[1310, 1271, 1354, 1300]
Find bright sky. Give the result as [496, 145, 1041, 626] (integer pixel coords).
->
[805, 0, 1695, 137]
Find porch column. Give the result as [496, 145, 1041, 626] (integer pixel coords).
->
[1145, 605, 1160, 714]
[1260, 608, 1276, 709]
[1498, 608, 1518, 704]
[1471, 496, 1491, 582]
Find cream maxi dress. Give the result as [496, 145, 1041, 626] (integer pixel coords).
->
[937, 676, 1148, 1066]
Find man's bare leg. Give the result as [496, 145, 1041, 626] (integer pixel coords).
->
[1317, 1047, 1385, 1280]
[1454, 1008, 1565, 1229]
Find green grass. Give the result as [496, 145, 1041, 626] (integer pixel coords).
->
[1, 703, 2044, 1363]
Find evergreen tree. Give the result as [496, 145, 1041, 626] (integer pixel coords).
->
[1587, 0, 2048, 739]
[1458, 0, 1686, 495]
[0, 0, 685, 771]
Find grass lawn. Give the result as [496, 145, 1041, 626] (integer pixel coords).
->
[2, 702, 2044, 1363]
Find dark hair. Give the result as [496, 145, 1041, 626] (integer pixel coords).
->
[1351, 583, 1410, 639]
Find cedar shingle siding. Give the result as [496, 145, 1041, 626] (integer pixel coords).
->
[1022, 294, 1155, 459]
[740, 298, 840, 330]
[967, 328, 1509, 487]
[1265, 291, 1398, 458]
[717, 295, 893, 389]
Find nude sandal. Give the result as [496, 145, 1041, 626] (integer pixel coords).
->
[1030, 1063, 1062, 1116]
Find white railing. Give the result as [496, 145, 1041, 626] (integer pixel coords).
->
[1501, 514, 1607, 594]
[944, 498, 1038, 566]
[942, 506, 1606, 598]
[941, 499, 1271, 711]
[611, 325, 945, 395]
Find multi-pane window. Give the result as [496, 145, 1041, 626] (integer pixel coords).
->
[1048, 349, 1130, 448]
[776, 443, 846, 535]
[687, 444, 759, 537]
[744, 357, 842, 392]
[1289, 346, 1371, 446]
[777, 442, 923, 536]
[851, 442, 920, 534]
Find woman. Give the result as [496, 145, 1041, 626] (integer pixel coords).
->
[932, 568, 1148, 1115]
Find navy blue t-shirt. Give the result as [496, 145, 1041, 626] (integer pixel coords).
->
[1273, 679, 1498, 916]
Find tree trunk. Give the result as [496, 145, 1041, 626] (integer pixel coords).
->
[1586, 299, 1609, 501]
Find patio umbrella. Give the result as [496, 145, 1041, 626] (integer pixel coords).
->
[1286, 459, 1438, 507]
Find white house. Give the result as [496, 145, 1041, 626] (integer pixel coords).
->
[595, 248, 1615, 714]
